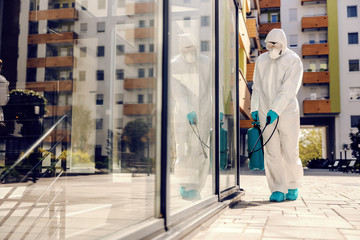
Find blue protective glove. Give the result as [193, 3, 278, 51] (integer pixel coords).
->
[251, 111, 259, 121]
[266, 110, 278, 124]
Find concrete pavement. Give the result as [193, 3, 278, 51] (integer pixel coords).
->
[189, 169, 360, 240]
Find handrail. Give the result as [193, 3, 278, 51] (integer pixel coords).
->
[0, 114, 67, 182]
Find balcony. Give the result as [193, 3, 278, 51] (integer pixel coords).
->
[259, 0, 280, 9]
[44, 130, 70, 143]
[124, 78, 155, 90]
[246, 62, 255, 82]
[301, 0, 327, 5]
[303, 100, 331, 114]
[246, 18, 261, 51]
[302, 43, 329, 57]
[29, 8, 78, 21]
[303, 71, 330, 84]
[126, 27, 154, 40]
[302, 16, 328, 31]
[239, 72, 251, 119]
[28, 32, 78, 44]
[258, 22, 281, 35]
[126, 2, 155, 15]
[26, 80, 73, 92]
[240, 119, 253, 129]
[124, 53, 155, 65]
[27, 56, 75, 68]
[46, 105, 72, 117]
[239, 14, 251, 60]
[123, 104, 155, 115]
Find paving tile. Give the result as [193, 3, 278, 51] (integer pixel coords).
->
[266, 215, 353, 228]
[263, 226, 343, 240]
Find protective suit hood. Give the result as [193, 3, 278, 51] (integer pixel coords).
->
[265, 29, 288, 59]
[179, 34, 198, 63]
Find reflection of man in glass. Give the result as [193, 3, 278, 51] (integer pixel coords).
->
[170, 34, 211, 200]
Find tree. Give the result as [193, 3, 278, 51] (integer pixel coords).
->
[299, 128, 323, 166]
[121, 119, 150, 158]
[350, 121, 360, 160]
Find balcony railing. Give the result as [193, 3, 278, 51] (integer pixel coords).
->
[26, 80, 73, 92]
[303, 71, 330, 84]
[239, 14, 250, 60]
[126, 2, 155, 15]
[123, 104, 155, 115]
[302, 43, 329, 57]
[258, 22, 281, 35]
[246, 62, 255, 82]
[126, 27, 155, 40]
[29, 8, 78, 21]
[124, 78, 155, 90]
[246, 18, 261, 51]
[259, 0, 280, 9]
[302, 16, 328, 30]
[28, 32, 78, 44]
[303, 100, 331, 114]
[239, 71, 251, 119]
[124, 52, 156, 65]
[27, 56, 74, 68]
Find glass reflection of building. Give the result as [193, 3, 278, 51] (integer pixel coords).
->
[0, 0, 253, 239]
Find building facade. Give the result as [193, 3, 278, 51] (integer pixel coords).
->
[0, 0, 254, 239]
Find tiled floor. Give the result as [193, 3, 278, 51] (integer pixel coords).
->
[191, 170, 360, 240]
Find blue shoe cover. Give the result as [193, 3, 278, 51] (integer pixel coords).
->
[269, 191, 285, 202]
[180, 187, 200, 200]
[286, 189, 298, 201]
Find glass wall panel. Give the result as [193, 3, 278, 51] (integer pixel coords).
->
[0, 0, 158, 238]
[219, 0, 237, 192]
[168, 0, 214, 212]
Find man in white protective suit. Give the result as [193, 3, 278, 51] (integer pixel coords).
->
[250, 29, 304, 202]
[170, 34, 212, 200]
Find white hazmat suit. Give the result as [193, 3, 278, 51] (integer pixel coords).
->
[170, 34, 211, 199]
[251, 29, 304, 195]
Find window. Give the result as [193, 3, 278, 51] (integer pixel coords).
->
[116, 69, 124, 80]
[139, 20, 146, 28]
[116, 45, 124, 55]
[289, 9, 297, 22]
[309, 34, 315, 44]
[148, 93, 153, 103]
[184, 17, 191, 27]
[201, 16, 210, 27]
[351, 116, 360, 128]
[96, 118, 103, 130]
[97, 46, 105, 57]
[349, 59, 359, 72]
[149, 68, 154, 77]
[79, 71, 86, 81]
[201, 41, 210, 52]
[96, 94, 104, 105]
[289, 35, 298, 48]
[319, 33, 327, 43]
[80, 23, 87, 33]
[348, 32, 359, 44]
[97, 70, 104, 80]
[149, 44, 154, 52]
[116, 118, 124, 129]
[98, 0, 106, 9]
[138, 68, 145, 78]
[115, 94, 124, 104]
[95, 145, 102, 157]
[347, 6, 358, 18]
[319, 60, 328, 71]
[350, 88, 360, 101]
[117, 0, 125, 7]
[80, 47, 87, 57]
[150, 19, 154, 27]
[271, 13, 278, 23]
[138, 94, 144, 104]
[139, 44, 145, 52]
[62, 3, 69, 8]
[97, 22, 105, 32]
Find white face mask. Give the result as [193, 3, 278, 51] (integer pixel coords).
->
[268, 48, 282, 60]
